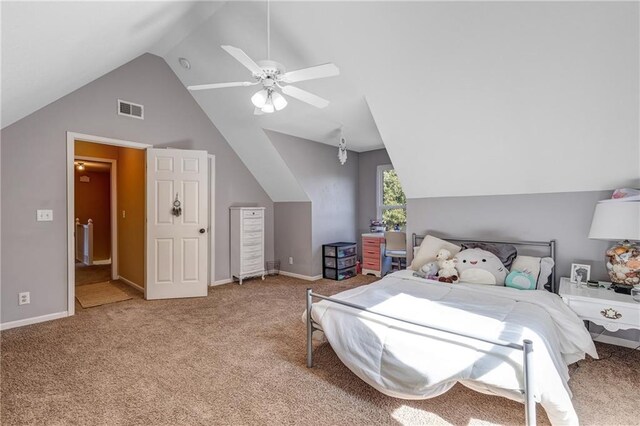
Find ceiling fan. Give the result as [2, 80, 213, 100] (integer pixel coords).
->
[187, 0, 339, 115]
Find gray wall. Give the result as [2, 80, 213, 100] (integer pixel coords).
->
[274, 202, 313, 276]
[357, 148, 392, 255]
[406, 189, 640, 343]
[268, 131, 359, 277]
[1, 53, 274, 324]
[406, 190, 612, 283]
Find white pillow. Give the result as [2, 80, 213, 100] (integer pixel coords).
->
[410, 235, 461, 271]
[510, 255, 555, 290]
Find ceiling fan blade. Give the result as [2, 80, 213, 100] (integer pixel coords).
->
[188, 81, 258, 91]
[282, 63, 339, 83]
[221, 45, 265, 77]
[281, 85, 330, 109]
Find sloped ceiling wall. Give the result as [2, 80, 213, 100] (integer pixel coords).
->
[3, 2, 638, 202]
[0, 2, 226, 129]
[165, 1, 638, 200]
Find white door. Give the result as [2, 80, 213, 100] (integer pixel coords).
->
[146, 148, 208, 299]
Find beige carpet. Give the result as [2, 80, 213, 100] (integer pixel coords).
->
[2, 274, 639, 425]
[75, 281, 133, 308]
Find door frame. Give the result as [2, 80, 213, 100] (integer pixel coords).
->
[66, 132, 151, 316]
[74, 155, 118, 277]
[208, 154, 216, 286]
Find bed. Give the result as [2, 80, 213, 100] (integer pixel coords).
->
[305, 236, 597, 426]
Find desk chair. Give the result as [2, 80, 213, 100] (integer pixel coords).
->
[384, 231, 407, 273]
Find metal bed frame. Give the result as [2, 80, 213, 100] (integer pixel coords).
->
[305, 235, 558, 426]
[412, 234, 557, 293]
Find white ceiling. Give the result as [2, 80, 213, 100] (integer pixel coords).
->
[1, 1, 224, 128]
[3, 1, 638, 201]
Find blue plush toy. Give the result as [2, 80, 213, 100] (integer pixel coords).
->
[505, 270, 537, 290]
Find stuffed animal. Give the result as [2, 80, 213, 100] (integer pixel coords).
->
[437, 258, 459, 284]
[454, 248, 508, 285]
[420, 261, 439, 279]
[436, 248, 453, 268]
[505, 270, 536, 290]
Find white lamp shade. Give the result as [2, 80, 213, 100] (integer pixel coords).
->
[251, 90, 268, 108]
[588, 201, 640, 241]
[271, 91, 287, 111]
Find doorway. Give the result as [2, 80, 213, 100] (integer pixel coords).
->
[74, 157, 115, 287]
[67, 132, 215, 316]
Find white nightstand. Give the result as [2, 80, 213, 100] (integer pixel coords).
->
[559, 277, 640, 347]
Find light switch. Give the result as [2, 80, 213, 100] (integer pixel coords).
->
[36, 209, 53, 222]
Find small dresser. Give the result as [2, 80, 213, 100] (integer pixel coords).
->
[323, 242, 357, 281]
[230, 207, 266, 284]
[362, 233, 392, 277]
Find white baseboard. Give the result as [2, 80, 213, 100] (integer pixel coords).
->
[211, 278, 233, 286]
[592, 333, 640, 349]
[93, 259, 112, 265]
[279, 271, 322, 281]
[117, 276, 144, 292]
[1, 311, 69, 331]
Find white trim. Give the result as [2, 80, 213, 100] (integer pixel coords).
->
[211, 278, 233, 286]
[376, 164, 392, 219]
[1, 311, 69, 331]
[592, 332, 640, 350]
[93, 259, 112, 265]
[75, 155, 118, 279]
[279, 271, 322, 281]
[208, 155, 216, 289]
[67, 131, 151, 316]
[118, 276, 144, 293]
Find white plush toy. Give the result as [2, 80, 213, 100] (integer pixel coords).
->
[420, 261, 439, 278]
[436, 248, 453, 268]
[437, 258, 459, 284]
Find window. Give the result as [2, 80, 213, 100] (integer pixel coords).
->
[376, 164, 406, 229]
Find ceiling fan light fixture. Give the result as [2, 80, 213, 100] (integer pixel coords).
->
[271, 91, 287, 111]
[261, 96, 275, 113]
[251, 89, 269, 108]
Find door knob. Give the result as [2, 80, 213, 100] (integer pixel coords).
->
[199, 228, 206, 234]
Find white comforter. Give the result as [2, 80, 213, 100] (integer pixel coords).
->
[308, 270, 597, 425]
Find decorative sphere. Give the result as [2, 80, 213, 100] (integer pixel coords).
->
[605, 241, 640, 286]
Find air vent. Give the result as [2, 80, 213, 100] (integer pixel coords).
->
[117, 99, 144, 120]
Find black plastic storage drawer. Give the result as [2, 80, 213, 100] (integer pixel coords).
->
[322, 242, 358, 281]
[323, 266, 356, 281]
[324, 255, 357, 269]
[323, 242, 357, 259]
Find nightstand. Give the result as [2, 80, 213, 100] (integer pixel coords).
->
[559, 277, 640, 346]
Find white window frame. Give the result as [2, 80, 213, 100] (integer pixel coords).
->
[376, 164, 406, 221]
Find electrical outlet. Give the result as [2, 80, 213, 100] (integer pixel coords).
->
[19, 292, 30, 305]
[288, 257, 294, 265]
[122, 210, 126, 218]
[36, 209, 53, 222]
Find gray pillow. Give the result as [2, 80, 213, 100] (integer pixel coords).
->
[460, 242, 518, 270]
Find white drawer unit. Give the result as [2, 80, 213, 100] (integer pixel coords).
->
[559, 277, 640, 347]
[230, 207, 266, 284]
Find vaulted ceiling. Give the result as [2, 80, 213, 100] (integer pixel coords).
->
[3, 1, 639, 201]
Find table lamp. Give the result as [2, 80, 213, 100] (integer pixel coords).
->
[588, 200, 640, 288]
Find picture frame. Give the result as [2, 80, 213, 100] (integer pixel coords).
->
[570, 263, 591, 284]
